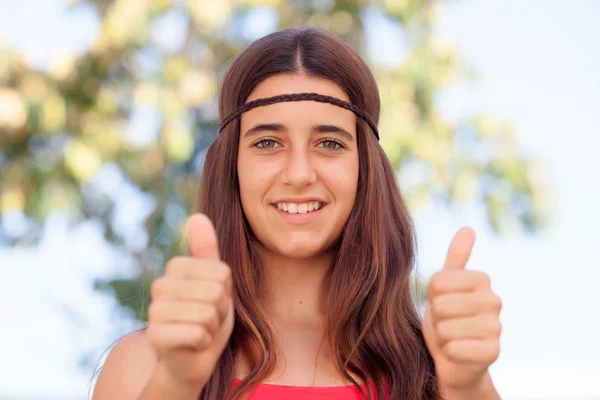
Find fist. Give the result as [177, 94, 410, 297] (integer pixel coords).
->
[147, 213, 234, 392]
[423, 227, 502, 392]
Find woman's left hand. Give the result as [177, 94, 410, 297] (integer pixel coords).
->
[422, 227, 502, 398]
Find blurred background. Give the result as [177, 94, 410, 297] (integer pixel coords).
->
[0, 0, 598, 399]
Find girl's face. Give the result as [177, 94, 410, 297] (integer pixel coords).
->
[237, 73, 359, 259]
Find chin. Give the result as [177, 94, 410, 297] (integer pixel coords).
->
[269, 235, 331, 259]
[276, 246, 322, 259]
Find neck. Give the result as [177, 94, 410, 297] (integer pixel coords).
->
[259, 247, 333, 325]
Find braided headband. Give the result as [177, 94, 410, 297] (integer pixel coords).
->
[218, 92, 379, 141]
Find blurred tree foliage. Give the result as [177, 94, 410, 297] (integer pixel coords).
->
[0, 0, 551, 321]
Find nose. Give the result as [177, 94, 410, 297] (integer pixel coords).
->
[279, 145, 317, 189]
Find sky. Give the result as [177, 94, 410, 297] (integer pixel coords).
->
[0, 0, 599, 399]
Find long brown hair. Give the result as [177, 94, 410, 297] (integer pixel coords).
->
[197, 26, 440, 400]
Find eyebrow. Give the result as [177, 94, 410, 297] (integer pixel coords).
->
[243, 123, 355, 141]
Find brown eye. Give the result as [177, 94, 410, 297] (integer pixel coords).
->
[255, 139, 279, 149]
[319, 140, 342, 150]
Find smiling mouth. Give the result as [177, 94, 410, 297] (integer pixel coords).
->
[274, 201, 325, 214]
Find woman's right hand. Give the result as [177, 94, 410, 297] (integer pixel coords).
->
[146, 213, 235, 394]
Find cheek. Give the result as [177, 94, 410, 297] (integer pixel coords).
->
[237, 155, 276, 206]
[319, 156, 359, 214]
[338, 157, 359, 199]
[339, 175, 358, 210]
[237, 154, 253, 206]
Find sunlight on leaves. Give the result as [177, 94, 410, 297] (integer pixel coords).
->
[189, 0, 232, 30]
[1, 185, 26, 213]
[64, 138, 103, 182]
[0, 88, 28, 131]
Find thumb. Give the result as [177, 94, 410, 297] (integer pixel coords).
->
[186, 213, 220, 260]
[443, 226, 476, 270]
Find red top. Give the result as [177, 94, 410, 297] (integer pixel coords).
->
[230, 379, 380, 399]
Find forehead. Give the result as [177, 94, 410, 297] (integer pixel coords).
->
[241, 74, 355, 127]
[246, 74, 351, 103]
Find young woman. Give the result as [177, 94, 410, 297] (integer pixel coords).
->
[93, 27, 502, 400]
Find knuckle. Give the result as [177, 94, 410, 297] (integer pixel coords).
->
[210, 283, 226, 302]
[477, 271, 491, 287]
[147, 302, 159, 321]
[192, 326, 209, 346]
[482, 292, 502, 312]
[164, 256, 185, 275]
[443, 341, 461, 360]
[218, 263, 232, 281]
[150, 278, 167, 299]
[436, 320, 452, 341]
[429, 273, 445, 293]
[490, 319, 502, 336]
[492, 341, 501, 357]
[493, 294, 503, 312]
[146, 324, 163, 348]
[430, 297, 445, 316]
[205, 306, 219, 324]
[487, 340, 501, 361]
[190, 325, 203, 343]
[197, 304, 217, 324]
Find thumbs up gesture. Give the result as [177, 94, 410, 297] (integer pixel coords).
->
[147, 214, 235, 394]
[423, 228, 502, 398]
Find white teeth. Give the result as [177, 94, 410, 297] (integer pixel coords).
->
[275, 201, 324, 214]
